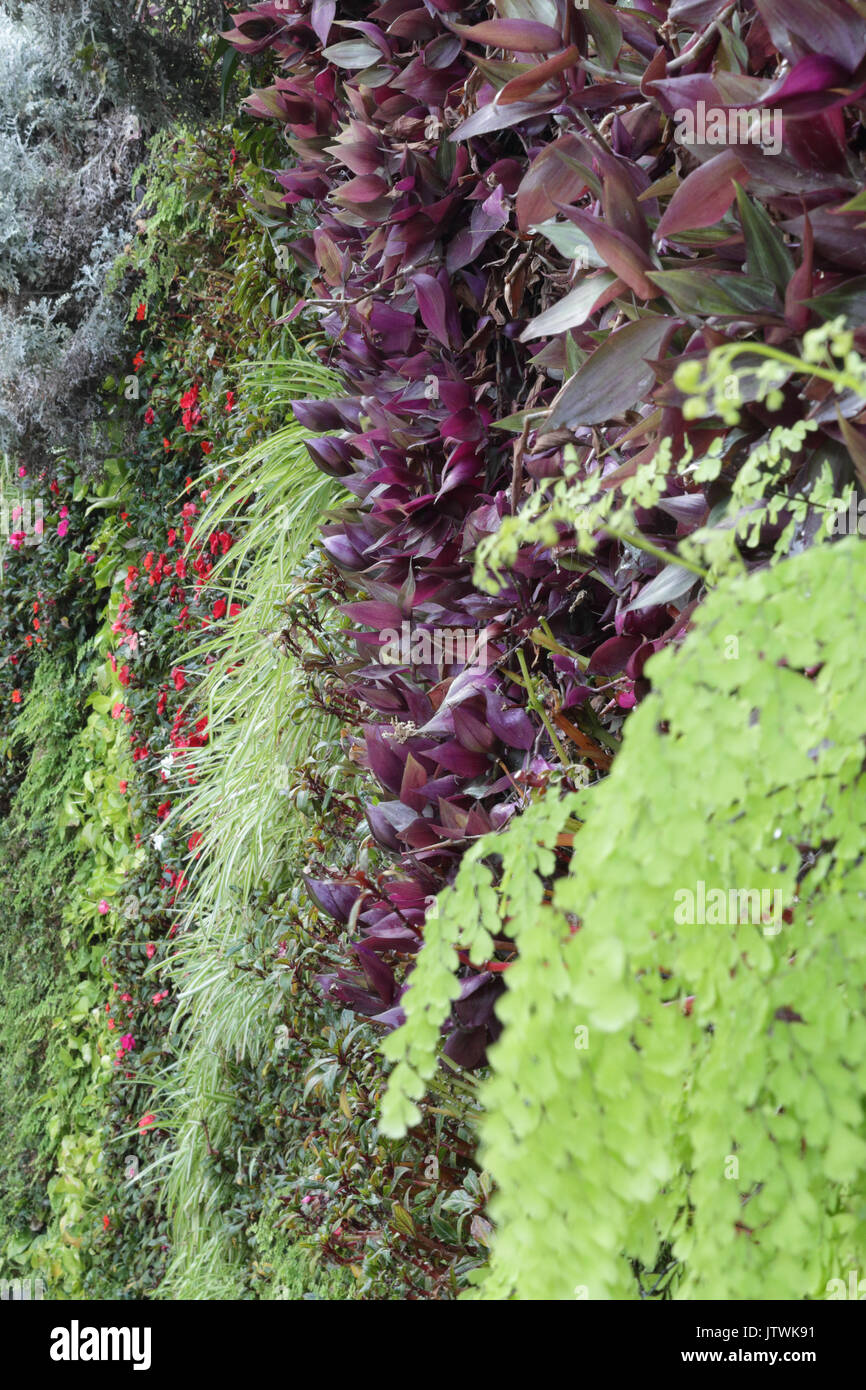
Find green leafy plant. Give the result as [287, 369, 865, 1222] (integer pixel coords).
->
[385, 535, 866, 1300]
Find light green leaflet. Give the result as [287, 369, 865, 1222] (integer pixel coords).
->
[383, 537, 866, 1300]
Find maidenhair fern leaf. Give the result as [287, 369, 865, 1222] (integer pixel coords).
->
[383, 536, 866, 1300]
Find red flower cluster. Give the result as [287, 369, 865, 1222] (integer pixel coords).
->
[180, 383, 201, 432]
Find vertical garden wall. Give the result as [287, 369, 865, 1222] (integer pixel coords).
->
[2, 0, 866, 1307]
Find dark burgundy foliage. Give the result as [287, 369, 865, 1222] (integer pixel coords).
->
[226, 0, 866, 1062]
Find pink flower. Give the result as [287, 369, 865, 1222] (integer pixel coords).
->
[146, 943, 155, 959]
[59, 506, 69, 519]
[119, 1033, 135, 1052]
[17, 467, 25, 478]
[97, 899, 110, 915]
[57, 519, 69, 539]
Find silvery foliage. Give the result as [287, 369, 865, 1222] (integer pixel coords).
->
[0, 4, 138, 472]
[0, 0, 220, 475]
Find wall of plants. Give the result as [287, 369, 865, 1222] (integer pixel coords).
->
[2, 0, 866, 1302]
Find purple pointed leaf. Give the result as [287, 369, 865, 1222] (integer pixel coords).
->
[557, 205, 658, 300]
[310, 0, 336, 46]
[624, 563, 698, 614]
[341, 600, 404, 629]
[354, 946, 397, 1006]
[657, 151, 750, 239]
[549, 316, 679, 429]
[754, 0, 866, 71]
[483, 691, 536, 750]
[450, 98, 555, 142]
[587, 635, 642, 676]
[365, 727, 406, 794]
[520, 272, 617, 341]
[412, 273, 452, 348]
[452, 19, 564, 53]
[303, 877, 360, 925]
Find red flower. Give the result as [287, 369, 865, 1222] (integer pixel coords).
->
[172, 668, 187, 693]
[11, 689, 21, 704]
[163, 437, 171, 451]
[144, 406, 155, 425]
[225, 390, 235, 413]
[103, 1214, 111, 1230]
[201, 440, 213, 455]
[135, 302, 147, 321]
[180, 383, 201, 431]
[138, 1113, 156, 1134]
[118, 665, 131, 687]
[212, 598, 227, 621]
[132, 351, 145, 372]
[188, 831, 203, 851]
